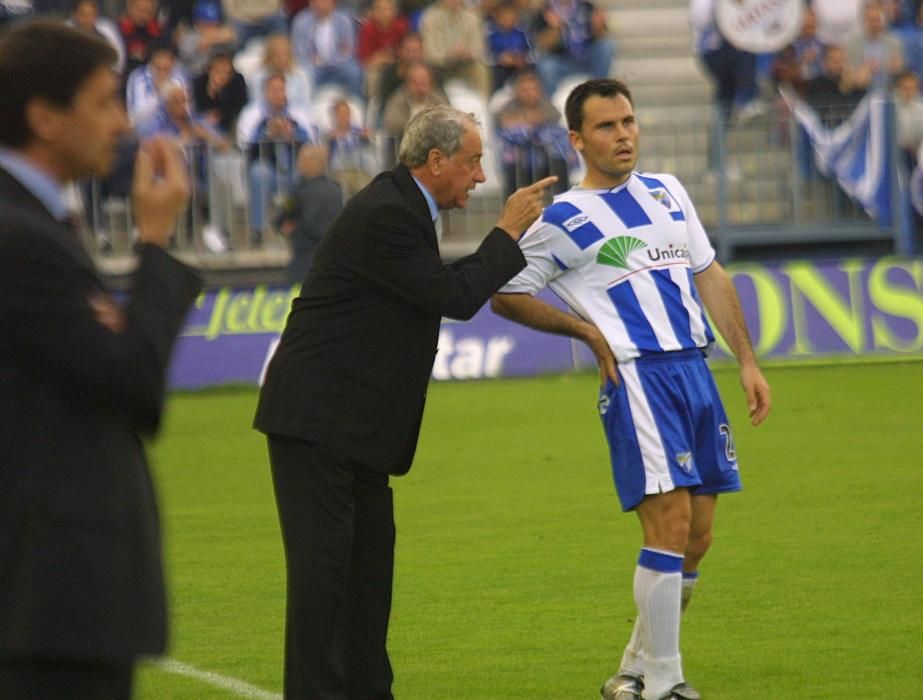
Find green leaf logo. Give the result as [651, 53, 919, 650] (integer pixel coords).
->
[596, 236, 647, 269]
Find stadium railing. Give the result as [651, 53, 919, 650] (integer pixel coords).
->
[81, 96, 918, 284]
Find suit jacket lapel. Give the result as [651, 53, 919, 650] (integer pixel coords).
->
[0, 168, 101, 282]
[392, 164, 439, 250]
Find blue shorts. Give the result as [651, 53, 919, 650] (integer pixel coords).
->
[598, 349, 741, 511]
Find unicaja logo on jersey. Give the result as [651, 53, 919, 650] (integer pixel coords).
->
[597, 236, 647, 270]
[647, 243, 690, 263]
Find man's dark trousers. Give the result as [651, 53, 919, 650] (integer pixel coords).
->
[268, 435, 396, 700]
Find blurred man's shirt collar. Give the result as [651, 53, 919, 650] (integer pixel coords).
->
[0, 149, 68, 221]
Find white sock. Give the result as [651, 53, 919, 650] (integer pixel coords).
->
[619, 617, 644, 678]
[619, 571, 700, 678]
[681, 571, 699, 612]
[634, 548, 684, 700]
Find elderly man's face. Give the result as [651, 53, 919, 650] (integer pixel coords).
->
[433, 123, 486, 209]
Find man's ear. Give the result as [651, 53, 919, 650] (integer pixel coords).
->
[25, 99, 63, 144]
[568, 129, 583, 154]
[425, 148, 443, 176]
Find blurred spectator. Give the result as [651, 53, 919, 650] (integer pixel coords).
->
[222, 0, 287, 50]
[883, 0, 916, 29]
[494, 69, 571, 197]
[804, 45, 866, 126]
[137, 78, 233, 250]
[126, 42, 188, 128]
[690, 0, 759, 172]
[845, 0, 904, 92]
[419, 0, 491, 96]
[237, 72, 317, 243]
[532, 0, 614, 97]
[894, 69, 923, 167]
[357, 0, 409, 99]
[898, 3, 923, 76]
[67, 0, 127, 74]
[176, 0, 236, 75]
[398, 0, 427, 30]
[291, 0, 364, 98]
[118, 0, 167, 81]
[375, 31, 433, 116]
[248, 33, 313, 114]
[138, 78, 227, 155]
[31, 0, 74, 16]
[812, 0, 863, 47]
[326, 98, 378, 198]
[381, 61, 447, 165]
[487, 0, 533, 93]
[0, 0, 32, 28]
[275, 144, 344, 285]
[159, 0, 196, 33]
[192, 48, 249, 134]
[773, 7, 825, 91]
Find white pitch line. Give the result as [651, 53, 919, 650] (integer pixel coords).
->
[150, 658, 282, 699]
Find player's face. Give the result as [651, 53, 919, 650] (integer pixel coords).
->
[435, 124, 486, 209]
[43, 67, 128, 180]
[570, 93, 639, 188]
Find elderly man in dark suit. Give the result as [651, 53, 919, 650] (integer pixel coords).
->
[0, 21, 200, 699]
[254, 105, 556, 699]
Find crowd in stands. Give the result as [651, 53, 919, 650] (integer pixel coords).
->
[693, 0, 923, 174]
[0, 0, 616, 249]
[10, 0, 919, 251]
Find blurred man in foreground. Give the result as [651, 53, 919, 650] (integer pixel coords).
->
[0, 20, 200, 699]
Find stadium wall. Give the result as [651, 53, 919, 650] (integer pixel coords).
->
[167, 256, 923, 389]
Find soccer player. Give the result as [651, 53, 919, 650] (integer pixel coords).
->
[491, 79, 771, 700]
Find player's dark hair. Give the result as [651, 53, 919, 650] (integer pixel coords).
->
[0, 20, 117, 148]
[565, 78, 633, 133]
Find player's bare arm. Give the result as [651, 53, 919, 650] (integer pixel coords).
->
[491, 292, 618, 385]
[694, 261, 771, 426]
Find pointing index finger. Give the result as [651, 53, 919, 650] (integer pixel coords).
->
[526, 175, 558, 192]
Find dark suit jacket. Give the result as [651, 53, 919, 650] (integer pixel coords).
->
[254, 164, 525, 474]
[0, 168, 202, 662]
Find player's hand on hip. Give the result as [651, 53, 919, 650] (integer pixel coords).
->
[584, 325, 618, 387]
[496, 176, 558, 240]
[132, 136, 191, 247]
[741, 363, 771, 426]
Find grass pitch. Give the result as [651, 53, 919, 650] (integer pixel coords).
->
[137, 361, 923, 698]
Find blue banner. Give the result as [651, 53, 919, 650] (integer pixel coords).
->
[786, 92, 894, 226]
[166, 257, 923, 389]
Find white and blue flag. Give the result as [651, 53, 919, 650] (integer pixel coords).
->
[786, 91, 894, 226]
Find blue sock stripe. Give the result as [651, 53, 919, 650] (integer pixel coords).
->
[638, 548, 683, 573]
[682, 571, 699, 581]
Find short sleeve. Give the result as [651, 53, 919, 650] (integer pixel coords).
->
[499, 220, 566, 295]
[670, 176, 715, 273]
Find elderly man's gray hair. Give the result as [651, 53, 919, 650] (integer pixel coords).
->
[398, 105, 480, 168]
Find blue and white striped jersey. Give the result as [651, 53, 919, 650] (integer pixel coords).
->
[500, 172, 717, 363]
